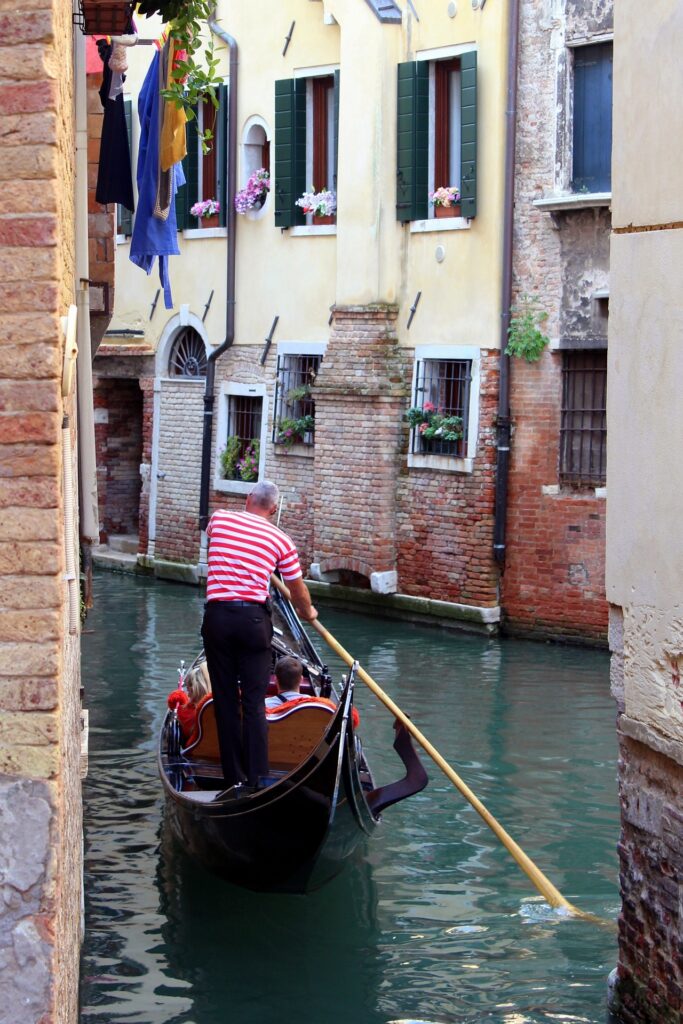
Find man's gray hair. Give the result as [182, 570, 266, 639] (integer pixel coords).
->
[249, 480, 279, 510]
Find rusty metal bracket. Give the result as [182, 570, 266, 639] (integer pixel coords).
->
[282, 21, 295, 57]
[202, 289, 215, 323]
[407, 291, 422, 329]
[259, 315, 280, 366]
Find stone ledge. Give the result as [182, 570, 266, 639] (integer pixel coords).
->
[619, 714, 683, 768]
[306, 581, 500, 634]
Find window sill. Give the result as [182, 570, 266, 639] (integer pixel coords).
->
[289, 225, 336, 237]
[213, 478, 254, 495]
[273, 444, 315, 459]
[410, 217, 471, 234]
[183, 227, 228, 239]
[408, 453, 474, 474]
[115, 234, 129, 245]
[532, 192, 611, 213]
[541, 484, 606, 499]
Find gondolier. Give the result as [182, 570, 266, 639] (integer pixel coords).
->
[201, 480, 317, 790]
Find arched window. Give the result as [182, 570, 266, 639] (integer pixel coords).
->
[168, 327, 207, 378]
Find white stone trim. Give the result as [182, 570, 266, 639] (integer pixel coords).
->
[214, 381, 269, 495]
[275, 341, 327, 357]
[293, 63, 339, 79]
[155, 312, 211, 378]
[182, 227, 228, 239]
[289, 224, 336, 237]
[416, 42, 478, 61]
[533, 192, 611, 212]
[407, 344, 481, 472]
[410, 217, 471, 233]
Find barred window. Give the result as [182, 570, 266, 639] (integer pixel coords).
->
[219, 396, 262, 483]
[272, 354, 321, 447]
[560, 350, 606, 487]
[410, 359, 471, 457]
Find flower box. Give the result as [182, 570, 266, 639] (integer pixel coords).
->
[434, 204, 461, 219]
[199, 214, 219, 229]
[312, 214, 335, 226]
[78, 0, 135, 34]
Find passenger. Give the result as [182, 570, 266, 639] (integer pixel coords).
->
[168, 662, 212, 743]
[265, 656, 306, 709]
[266, 655, 361, 728]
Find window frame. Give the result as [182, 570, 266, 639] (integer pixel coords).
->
[559, 349, 607, 489]
[214, 382, 269, 495]
[176, 81, 228, 232]
[272, 342, 326, 452]
[570, 40, 613, 194]
[407, 345, 481, 474]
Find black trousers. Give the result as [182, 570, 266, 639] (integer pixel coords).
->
[201, 601, 273, 787]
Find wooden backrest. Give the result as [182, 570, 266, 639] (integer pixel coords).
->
[183, 699, 334, 770]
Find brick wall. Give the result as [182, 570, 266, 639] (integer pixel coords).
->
[0, 3, 82, 1021]
[396, 350, 499, 606]
[504, 0, 611, 642]
[155, 379, 205, 562]
[93, 378, 142, 540]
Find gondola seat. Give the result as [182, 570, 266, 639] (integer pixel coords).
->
[181, 697, 336, 771]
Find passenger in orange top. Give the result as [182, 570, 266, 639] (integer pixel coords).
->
[266, 655, 360, 728]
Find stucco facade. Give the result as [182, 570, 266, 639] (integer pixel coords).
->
[607, 1, 683, 1020]
[97, 0, 510, 628]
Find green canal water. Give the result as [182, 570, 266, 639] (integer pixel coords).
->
[79, 572, 619, 1024]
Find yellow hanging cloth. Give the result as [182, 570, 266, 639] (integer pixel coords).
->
[160, 35, 188, 172]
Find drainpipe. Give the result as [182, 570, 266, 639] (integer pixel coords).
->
[493, 0, 520, 568]
[199, 10, 238, 538]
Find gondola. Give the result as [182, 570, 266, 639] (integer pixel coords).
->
[157, 584, 428, 893]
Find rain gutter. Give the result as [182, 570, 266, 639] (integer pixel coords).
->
[199, 9, 238, 532]
[493, 0, 520, 568]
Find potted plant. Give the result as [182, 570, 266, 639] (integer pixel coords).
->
[285, 383, 312, 404]
[429, 185, 461, 219]
[236, 440, 260, 482]
[219, 436, 242, 480]
[277, 414, 315, 448]
[234, 169, 270, 215]
[405, 403, 464, 452]
[190, 198, 220, 228]
[295, 188, 337, 225]
[78, 1, 136, 34]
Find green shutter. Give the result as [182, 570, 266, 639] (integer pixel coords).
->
[216, 82, 229, 228]
[333, 69, 340, 190]
[396, 61, 429, 223]
[274, 77, 306, 228]
[185, 110, 199, 226]
[117, 99, 134, 235]
[460, 51, 477, 219]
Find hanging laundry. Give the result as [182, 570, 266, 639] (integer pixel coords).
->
[160, 35, 188, 172]
[95, 40, 135, 212]
[129, 41, 184, 310]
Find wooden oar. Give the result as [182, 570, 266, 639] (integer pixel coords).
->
[271, 575, 596, 921]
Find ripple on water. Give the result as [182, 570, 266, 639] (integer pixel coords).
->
[80, 573, 619, 1024]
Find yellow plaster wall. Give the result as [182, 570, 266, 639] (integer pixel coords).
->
[111, 0, 507, 356]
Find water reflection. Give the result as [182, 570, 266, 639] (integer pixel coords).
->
[80, 574, 618, 1024]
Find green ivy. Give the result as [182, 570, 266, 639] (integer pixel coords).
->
[219, 436, 241, 479]
[506, 294, 550, 363]
[137, 0, 223, 152]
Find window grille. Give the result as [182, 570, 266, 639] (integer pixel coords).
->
[273, 355, 321, 446]
[223, 396, 262, 481]
[168, 327, 207, 378]
[559, 350, 607, 487]
[411, 359, 471, 456]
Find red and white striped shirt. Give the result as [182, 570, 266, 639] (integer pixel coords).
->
[206, 509, 302, 603]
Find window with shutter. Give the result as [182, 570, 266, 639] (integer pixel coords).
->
[572, 43, 612, 193]
[397, 52, 477, 222]
[174, 86, 228, 230]
[274, 78, 306, 228]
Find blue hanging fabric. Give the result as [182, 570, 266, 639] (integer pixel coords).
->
[129, 42, 184, 310]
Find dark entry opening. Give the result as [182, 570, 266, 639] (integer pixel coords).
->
[95, 379, 143, 544]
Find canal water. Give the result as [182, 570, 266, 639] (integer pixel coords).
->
[79, 572, 619, 1024]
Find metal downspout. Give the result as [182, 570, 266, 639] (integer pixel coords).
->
[493, 0, 520, 568]
[199, 10, 238, 533]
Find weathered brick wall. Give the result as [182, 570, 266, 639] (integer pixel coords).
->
[613, 733, 683, 1024]
[0, 2, 82, 1021]
[93, 378, 142, 540]
[138, 376, 155, 553]
[313, 306, 408, 581]
[396, 350, 499, 606]
[156, 379, 205, 561]
[504, 0, 611, 641]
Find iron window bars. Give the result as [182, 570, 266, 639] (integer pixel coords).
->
[224, 396, 262, 481]
[411, 359, 471, 457]
[560, 350, 607, 487]
[272, 354, 321, 446]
